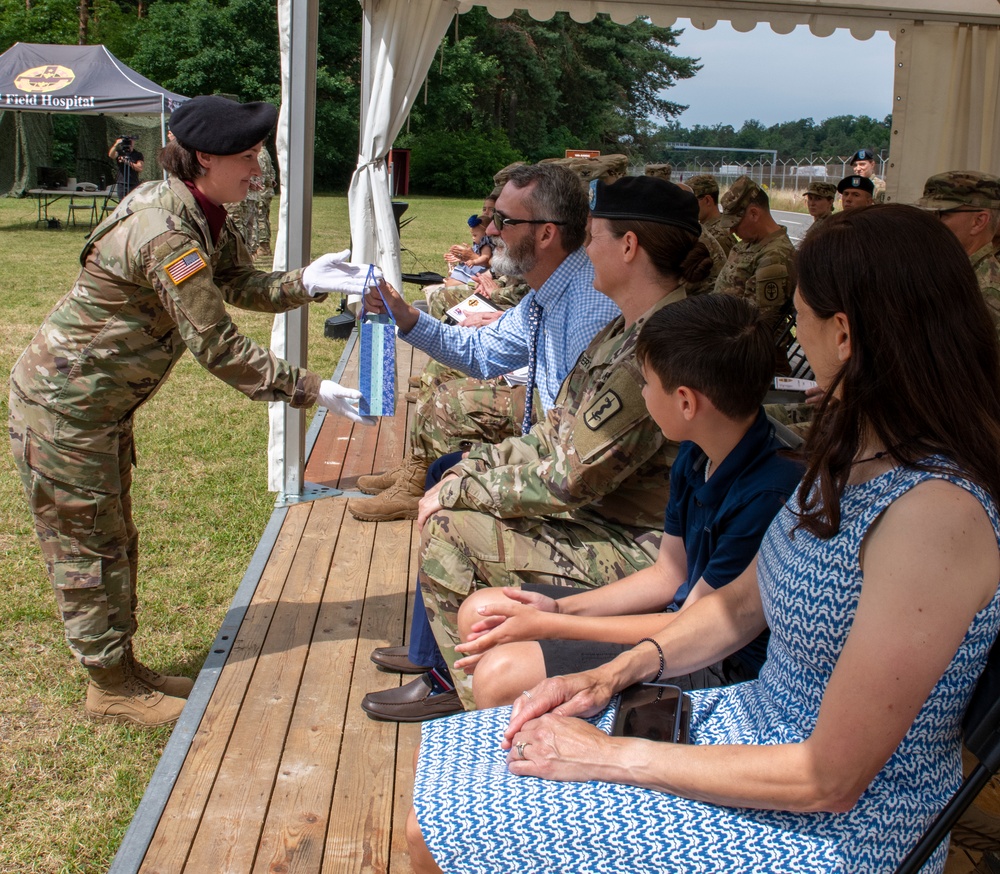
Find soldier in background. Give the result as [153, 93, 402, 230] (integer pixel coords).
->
[850, 148, 886, 202]
[837, 174, 875, 211]
[803, 180, 836, 236]
[8, 96, 369, 727]
[917, 171, 1000, 340]
[644, 163, 672, 180]
[226, 145, 276, 265]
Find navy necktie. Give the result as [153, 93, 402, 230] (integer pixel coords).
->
[521, 298, 542, 435]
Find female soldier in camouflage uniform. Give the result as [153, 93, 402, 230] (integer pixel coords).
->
[8, 95, 367, 727]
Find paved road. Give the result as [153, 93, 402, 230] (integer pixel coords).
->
[773, 209, 813, 246]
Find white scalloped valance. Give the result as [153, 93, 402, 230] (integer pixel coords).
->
[457, 0, 1000, 39]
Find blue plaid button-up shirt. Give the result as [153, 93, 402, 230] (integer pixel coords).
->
[401, 248, 619, 414]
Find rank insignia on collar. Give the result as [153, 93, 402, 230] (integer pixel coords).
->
[584, 389, 622, 430]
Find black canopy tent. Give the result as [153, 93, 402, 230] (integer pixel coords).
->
[0, 42, 189, 196]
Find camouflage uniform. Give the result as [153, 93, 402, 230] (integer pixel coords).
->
[419, 292, 684, 707]
[644, 163, 672, 180]
[8, 175, 322, 670]
[972, 242, 1000, 336]
[714, 225, 796, 314]
[226, 147, 277, 261]
[871, 175, 887, 203]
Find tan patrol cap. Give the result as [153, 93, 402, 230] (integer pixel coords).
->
[721, 176, 763, 220]
[688, 174, 720, 199]
[805, 181, 837, 199]
[916, 171, 1000, 211]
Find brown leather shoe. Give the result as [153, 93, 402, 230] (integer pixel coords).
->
[408, 375, 422, 388]
[405, 391, 418, 403]
[370, 645, 430, 674]
[361, 674, 463, 722]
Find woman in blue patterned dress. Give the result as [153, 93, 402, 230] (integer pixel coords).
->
[406, 204, 1000, 874]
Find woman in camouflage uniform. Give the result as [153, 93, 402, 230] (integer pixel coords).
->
[8, 95, 367, 727]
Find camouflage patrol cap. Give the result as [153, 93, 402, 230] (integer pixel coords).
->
[916, 171, 1000, 211]
[721, 176, 764, 219]
[805, 181, 837, 199]
[687, 174, 720, 199]
[644, 163, 673, 180]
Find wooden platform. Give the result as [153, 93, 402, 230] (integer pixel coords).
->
[109, 336, 428, 874]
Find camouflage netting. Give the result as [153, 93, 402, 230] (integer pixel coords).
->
[1, 111, 166, 197]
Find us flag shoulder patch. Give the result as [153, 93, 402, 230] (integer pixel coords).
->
[164, 248, 207, 285]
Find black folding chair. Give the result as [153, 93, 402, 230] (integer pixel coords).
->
[894, 636, 1000, 873]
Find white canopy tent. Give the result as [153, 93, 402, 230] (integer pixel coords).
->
[268, 0, 1000, 500]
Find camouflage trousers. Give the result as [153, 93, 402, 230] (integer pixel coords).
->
[427, 281, 530, 321]
[418, 508, 662, 708]
[410, 376, 531, 463]
[8, 390, 138, 669]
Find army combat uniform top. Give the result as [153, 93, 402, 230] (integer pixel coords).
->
[420, 291, 684, 707]
[972, 241, 1000, 338]
[9, 175, 324, 670]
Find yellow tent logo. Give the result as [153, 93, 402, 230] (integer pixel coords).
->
[14, 65, 75, 93]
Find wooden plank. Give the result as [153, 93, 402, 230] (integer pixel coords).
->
[322, 516, 414, 874]
[305, 342, 360, 489]
[139, 502, 314, 874]
[389, 521, 425, 872]
[180, 500, 345, 873]
[250, 503, 379, 874]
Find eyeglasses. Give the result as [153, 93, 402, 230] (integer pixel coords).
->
[492, 210, 566, 232]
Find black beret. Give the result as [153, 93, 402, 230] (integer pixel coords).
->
[589, 176, 701, 236]
[169, 95, 277, 155]
[850, 148, 875, 163]
[837, 175, 876, 195]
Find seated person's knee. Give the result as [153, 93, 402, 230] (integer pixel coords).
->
[457, 587, 513, 642]
[472, 643, 544, 709]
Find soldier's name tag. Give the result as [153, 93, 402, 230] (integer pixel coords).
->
[584, 389, 623, 430]
[164, 248, 207, 285]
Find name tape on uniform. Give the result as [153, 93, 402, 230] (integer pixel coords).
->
[164, 249, 207, 285]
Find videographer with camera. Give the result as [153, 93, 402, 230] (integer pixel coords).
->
[107, 134, 145, 197]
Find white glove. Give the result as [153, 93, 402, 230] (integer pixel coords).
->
[302, 250, 383, 297]
[317, 380, 374, 426]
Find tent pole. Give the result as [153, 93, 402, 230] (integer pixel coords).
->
[278, 0, 319, 500]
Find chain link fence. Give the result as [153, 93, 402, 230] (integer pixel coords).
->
[637, 155, 889, 190]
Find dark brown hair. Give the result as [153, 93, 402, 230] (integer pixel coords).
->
[636, 294, 773, 420]
[605, 219, 713, 286]
[795, 203, 1000, 537]
[158, 140, 203, 181]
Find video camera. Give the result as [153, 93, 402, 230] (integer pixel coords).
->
[115, 135, 138, 156]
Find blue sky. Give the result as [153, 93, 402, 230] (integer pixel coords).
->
[664, 20, 896, 128]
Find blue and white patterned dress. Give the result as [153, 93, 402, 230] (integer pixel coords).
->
[414, 464, 1000, 873]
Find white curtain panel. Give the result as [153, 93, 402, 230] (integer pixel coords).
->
[889, 21, 1000, 205]
[268, 0, 294, 492]
[347, 0, 459, 302]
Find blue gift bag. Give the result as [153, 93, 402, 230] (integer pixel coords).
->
[358, 267, 396, 417]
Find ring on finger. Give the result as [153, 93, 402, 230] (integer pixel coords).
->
[516, 741, 530, 759]
[522, 690, 532, 700]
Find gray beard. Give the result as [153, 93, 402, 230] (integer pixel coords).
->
[491, 238, 535, 280]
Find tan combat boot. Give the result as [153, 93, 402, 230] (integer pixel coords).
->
[86, 665, 186, 727]
[348, 456, 429, 521]
[356, 460, 409, 495]
[126, 644, 194, 699]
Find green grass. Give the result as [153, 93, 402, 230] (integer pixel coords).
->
[0, 191, 482, 873]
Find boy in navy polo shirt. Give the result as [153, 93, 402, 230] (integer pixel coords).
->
[454, 294, 804, 708]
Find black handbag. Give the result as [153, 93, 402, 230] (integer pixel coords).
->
[612, 682, 692, 744]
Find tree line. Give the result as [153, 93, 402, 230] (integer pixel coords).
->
[1, 0, 890, 194]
